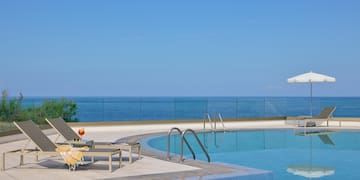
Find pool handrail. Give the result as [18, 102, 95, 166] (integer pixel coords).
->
[167, 127, 195, 160]
[203, 113, 226, 132]
[203, 113, 214, 131]
[217, 113, 226, 132]
[180, 129, 210, 163]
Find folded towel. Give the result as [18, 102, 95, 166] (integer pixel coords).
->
[56, 145, 89, 166]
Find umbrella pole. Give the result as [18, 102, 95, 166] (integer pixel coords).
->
[310, 82, 313, 117]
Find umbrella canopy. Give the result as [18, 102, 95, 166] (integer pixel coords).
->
[287, 71, 336, 116]
[287, 165, 335, 178]
[288, 71, 336, 83]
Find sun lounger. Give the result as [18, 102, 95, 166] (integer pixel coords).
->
[1, 120, 121, 172]
[297, 107, 336, 127]
[46, 117, 141, 163]
[304, 106, 336, 126]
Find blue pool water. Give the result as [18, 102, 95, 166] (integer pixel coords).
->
[147, 130, 360, 180]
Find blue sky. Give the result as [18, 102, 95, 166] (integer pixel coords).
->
[1, 1, 359, 97]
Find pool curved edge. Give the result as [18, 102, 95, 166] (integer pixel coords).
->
[139, 132, 274, 180]
[136, 127, 360, 180]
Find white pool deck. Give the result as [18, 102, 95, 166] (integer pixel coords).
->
[1, 119, 360, 180]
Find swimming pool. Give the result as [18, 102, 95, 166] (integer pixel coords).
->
[147, 129, 360, 180]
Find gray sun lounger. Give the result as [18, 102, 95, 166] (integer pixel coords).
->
[1, 120, 121, 172]
[46, 117, 141, 163]
[297, 107, 336, 133]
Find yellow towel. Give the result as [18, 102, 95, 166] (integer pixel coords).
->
[56, 145, 89, 166]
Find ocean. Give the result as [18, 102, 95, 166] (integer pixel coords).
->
[20, 97, 360, 122]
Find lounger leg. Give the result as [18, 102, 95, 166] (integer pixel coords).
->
[109, 155, 112, 172]
[138, 145, 141, 160]
[35, 152, 39, 162]
[119, 151, 122, 168]
[20, 153, 24, 166]
[1, 152, 5, 171]
[129, 146, 133, 163]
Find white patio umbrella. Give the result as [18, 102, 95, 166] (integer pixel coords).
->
[287, 71, 336, 116]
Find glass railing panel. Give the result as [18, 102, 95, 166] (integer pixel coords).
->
[138, 97, 175, 120]
[75, 97, 105, 121]
[174, 97, 208, 120]
[236, 97, 265, 118]
[283, 97, 311, 116]
[264, 97, 288, 117]
[207, 97, 237, 119]
[102, 97, 141, 121]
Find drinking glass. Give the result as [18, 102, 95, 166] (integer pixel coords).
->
[78, 128, 85, 139]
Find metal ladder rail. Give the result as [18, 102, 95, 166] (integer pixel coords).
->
[203, 113, 214, 131]
[218, 113, 226, 132]
[180, 129, 211, 163]
[167, 127, 196, 160]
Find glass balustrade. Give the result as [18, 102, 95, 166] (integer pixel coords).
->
[13, 97, 360, 122]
